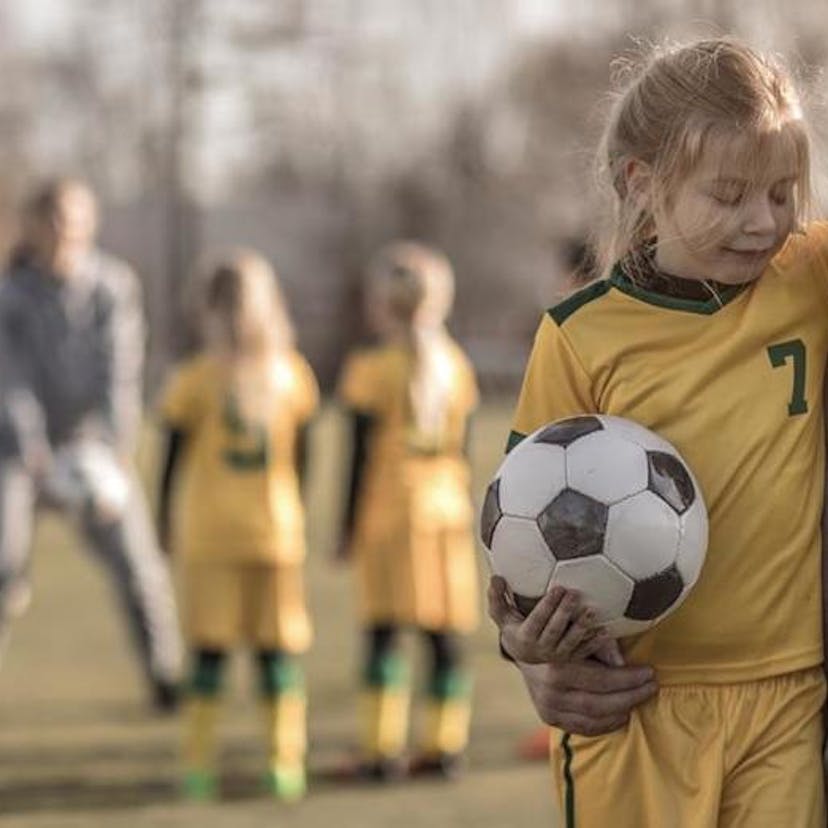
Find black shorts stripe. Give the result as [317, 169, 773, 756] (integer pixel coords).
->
[561, 731, 575, 827]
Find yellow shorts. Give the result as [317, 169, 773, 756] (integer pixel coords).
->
[550, 668, 826, 828]
[356, 528, 479, 632]
[181, 561, 312, 652]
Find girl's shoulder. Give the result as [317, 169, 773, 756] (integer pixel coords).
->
[165, 351, 216, 383]
[275, 349, 319, 397]
[341, 343, 395, 372]
[282, 347, 316, 377]
[766, 221, 828, 290]
[337, 345, 394, 407]
[440, 335, 476, 376]
[775, 220, 828, 265]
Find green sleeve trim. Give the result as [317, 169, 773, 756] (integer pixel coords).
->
[505, 430, 527, 454]
[547, 280, 611, 326]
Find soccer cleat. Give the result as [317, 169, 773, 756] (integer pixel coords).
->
[335, 754, 407, 785]
[265, 765, 307, 802]
[409, 751, 464, 781]
[364, 756, 407, 783]
[182, 769, 217, 801]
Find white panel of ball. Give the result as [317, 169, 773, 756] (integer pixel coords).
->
[549, 557, 634, 624]
[565, 431, 649, 504]
[604, 491, 681, 580]
[675, 499, 708, 589]
[496, 442, 567, 518]
[489, 515, 555, 598]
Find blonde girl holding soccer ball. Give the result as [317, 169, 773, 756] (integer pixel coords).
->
[490, 37, 828, 827]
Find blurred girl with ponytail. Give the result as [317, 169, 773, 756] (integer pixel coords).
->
[337, 241, 480, 781]
[158, 249, 318, 802]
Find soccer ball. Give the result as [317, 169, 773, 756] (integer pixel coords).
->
[481, 415, 708, 638]
[43, 441, 130, 520]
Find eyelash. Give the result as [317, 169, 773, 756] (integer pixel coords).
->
[711, 189, 791, 207]
[712, 193, 743, 207]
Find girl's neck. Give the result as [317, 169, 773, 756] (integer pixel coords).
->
[623, 246, 733, 301]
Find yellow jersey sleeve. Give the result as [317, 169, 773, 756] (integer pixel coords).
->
[338, 350, 382, 413]
[158, 358, 206, 431]
[510, 313, 597, 447]
[774, 221, 828, 302]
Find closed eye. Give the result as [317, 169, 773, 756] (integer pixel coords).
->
[709, 183, 746, 206]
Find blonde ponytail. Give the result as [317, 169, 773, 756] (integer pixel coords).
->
[198, 248, 296, 424]
[367, 241, 457, 450]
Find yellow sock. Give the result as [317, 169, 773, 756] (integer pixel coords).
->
[182, 696, 220, 774]
[262, 692, 307, 772]
[360, 688, 410, 760]
[421, 697, 472, 757]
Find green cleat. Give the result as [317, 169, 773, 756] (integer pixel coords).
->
[182, 769, 217, 801]
[264, 766, 307, 802]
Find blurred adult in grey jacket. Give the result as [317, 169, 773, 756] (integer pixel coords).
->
[0, 178, 181, 710]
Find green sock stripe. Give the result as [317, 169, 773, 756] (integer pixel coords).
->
[428, 668, 471, 700]
[190, 651, 225, 696]
[363, 652, 408, 689]
[562, 731, 575, 828]
[259, 653, 304, 696]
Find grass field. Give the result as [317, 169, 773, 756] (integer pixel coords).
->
[0, 402, 557, 827]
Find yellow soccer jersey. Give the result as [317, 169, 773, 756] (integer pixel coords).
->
[159, 350, 319, 564]
[338, 339, 480, 630]
[511, 222, 828, 685]
[339, 339, 479, 536]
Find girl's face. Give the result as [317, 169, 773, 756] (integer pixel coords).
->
[652, 130, 799, 285]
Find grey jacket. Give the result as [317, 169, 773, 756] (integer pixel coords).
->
[0, 249, 145, 462]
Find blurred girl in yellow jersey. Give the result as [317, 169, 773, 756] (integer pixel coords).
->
[337, 241, 479, 780]
[158, 250, 318, 801]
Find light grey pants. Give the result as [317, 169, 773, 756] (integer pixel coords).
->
[0, 455, 182, 686]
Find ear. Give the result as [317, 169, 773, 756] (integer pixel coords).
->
[623, 158, 653, 206]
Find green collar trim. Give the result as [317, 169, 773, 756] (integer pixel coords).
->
[609, 264, 749, 315]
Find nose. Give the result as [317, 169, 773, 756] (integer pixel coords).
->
[741, 195, 777, 237]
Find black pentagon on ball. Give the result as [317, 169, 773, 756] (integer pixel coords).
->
[625, 564, 684, 621]
[533, 415, 604, 448]
[537, 488, 607, 560]
[647, 451, 696, 515]
[480, 479, 502, 549]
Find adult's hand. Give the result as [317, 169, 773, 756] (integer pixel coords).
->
[489, 575, 605, 664]
[511, 651, 657, 737]
[489, 575, 657, 736]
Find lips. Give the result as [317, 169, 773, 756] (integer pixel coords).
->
[721, 247, 773, 257]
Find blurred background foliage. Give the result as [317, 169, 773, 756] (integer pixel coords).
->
[1, 0, 827, 389]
